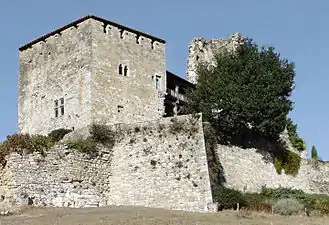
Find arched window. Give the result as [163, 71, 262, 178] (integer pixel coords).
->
[118, 64, 123, 75]
[124, 66, 128, 76]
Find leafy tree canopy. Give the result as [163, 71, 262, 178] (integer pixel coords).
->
[186, 38, 295, 146]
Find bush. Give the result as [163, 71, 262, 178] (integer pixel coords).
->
[261, 187, 308, 202]
[30, 135, 54, 156]
[90, 124, 115, 148]
[48, 129, 72, 142]
[67, 138, 97, 155]
[213, 187, 246, 210]
[303, 194, 329, 215]
[273, 198, 304, 215]
[0, 133, 55, 166]
[273, 150, 301, 176]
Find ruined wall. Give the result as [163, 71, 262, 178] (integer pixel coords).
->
[90, 19, 166, 125]
[217, 145, 329, 194]
[0, 115, 213, 212]
[18, 19, 93, 135]
[186, 33, 244, 84]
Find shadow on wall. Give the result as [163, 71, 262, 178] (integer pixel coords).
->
[203, 122, 226, 190]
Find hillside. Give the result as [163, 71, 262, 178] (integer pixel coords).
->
[0, 206, 327, 225]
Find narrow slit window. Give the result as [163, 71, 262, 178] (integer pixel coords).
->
[124, 66, 128, 76]
[54, 100, 59, 118]
[119, 64, 123, 75]
[60, 98, 65, 116]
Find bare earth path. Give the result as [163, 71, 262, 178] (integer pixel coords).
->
[0, 206, 328, 225]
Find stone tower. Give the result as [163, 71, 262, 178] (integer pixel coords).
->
[18, 15, 166, 135]
[186, 33, 244, 84]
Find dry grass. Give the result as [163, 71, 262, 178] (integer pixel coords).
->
[0, 206, 328, 225]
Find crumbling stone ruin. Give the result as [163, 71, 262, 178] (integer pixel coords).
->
[186, 33, 244, 84]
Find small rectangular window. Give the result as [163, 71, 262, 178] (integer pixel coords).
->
[155, 75, 161, 90]
[54, 97, 65, 117]
[60, 106, 64, 116]
[118, 105, 123, 113]
[55, 108, 58, 118]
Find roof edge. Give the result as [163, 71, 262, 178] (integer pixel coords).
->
[19, 14, 166, 51]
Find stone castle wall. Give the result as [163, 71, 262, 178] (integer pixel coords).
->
[217, 145, 329, 194]
[0, 115, 213, 212]
[18, 16, 166, 136]
[18, 19, 93, 135]
[186, 33, 244, 84]
[90, 19, 166, 125]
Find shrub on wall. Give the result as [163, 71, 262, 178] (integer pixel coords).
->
[90, 124, 116, 148]
[48, 128, 72, 142]
[30, 135, 54, 156]
[273, 150, 301, 176]
[0, 133, 55, 166]
[67, 123, 116, 155]
[67, 138, 97, 155]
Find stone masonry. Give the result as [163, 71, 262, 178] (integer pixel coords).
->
[0, 115, 213, 212]
[18, 15, 166, 135]
[217, 145, 329, 195]
[186, 33, 244, 84]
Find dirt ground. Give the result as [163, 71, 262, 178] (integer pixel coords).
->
[0, 206, 328, 225]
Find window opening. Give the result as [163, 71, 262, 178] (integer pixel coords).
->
[119, 64, 123, 75]
[124, 66, 128, 76]
[118, 105, 123, 113]
[155, 75, 161, 90]
[54, 98, 65, 118]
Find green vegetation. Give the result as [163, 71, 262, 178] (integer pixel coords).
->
[213, 186, 246, 210]
[186, 38, 295, 146]
[67, 123, 116, 155]
[67, 137, 97, 155]
[311, 145, 319, 160]
[273, 198, 304, 215]
[186, 37, 307, 176]
[286, 118, 306, 152]
[0, 133, 54, 165]
[89, 124, 116, 148]
[214, 186, 329, 215]
[273, 150, 301, 176]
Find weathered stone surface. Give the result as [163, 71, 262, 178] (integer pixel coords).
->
[186, 33, 244, 84]
[19, 17, 166, 136]
[217, 145, 329, 194]
[0, 115, 213, 212]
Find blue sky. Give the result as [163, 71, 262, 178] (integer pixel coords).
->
[0, 1, 327, 159]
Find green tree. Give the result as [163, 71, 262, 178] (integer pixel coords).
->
[186, 38, 295, 146]
[311, 145, 318, 159]
[286, 118, 306, 152]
